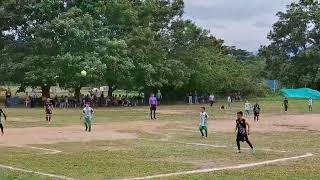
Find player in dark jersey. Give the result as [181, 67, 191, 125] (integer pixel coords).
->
[0, 108, 7, 135]
[253, 103, 261, 124]
[44, 99, 53, 122]
[235, 111, 255, 154]
[283, 97, 289, 112]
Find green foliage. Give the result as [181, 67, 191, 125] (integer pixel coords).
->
[260, 0, 320, 89]
[0, 0, 267, 97]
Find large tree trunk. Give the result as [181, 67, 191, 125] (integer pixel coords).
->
[74, 86, 82, 101]
[41, 85, 51, 98]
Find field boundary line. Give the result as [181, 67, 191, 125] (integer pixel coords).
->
[140, 138, 287, 152]
[118, 153, 313, 180]
[0, 144, 62, 154]
[234, 147, 287, 153]
[0, 163, 77, 180]
[140, 138, 227, 148]
[24, 146, 62, 154]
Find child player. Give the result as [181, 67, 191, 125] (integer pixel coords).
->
[0, 108, 7, 135]
[235, 111, 255, 154]
[199, 107, 209, 138]
[81, 102, 94, 132]
[283, 97, 289, 112]
[253, 102, 261, 124]
[44, 99, 53, 122]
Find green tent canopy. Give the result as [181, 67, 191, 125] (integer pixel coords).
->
[280, 88, 320, 99]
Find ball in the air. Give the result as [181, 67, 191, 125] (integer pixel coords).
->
[81, 70, 87, 77]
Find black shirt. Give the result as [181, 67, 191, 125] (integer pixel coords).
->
[253, 104, 261, 113]
[236, 118, 247, 136]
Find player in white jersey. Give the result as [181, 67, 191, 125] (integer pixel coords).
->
[199, 107, 209, 137]
[81, 102, 94, 132]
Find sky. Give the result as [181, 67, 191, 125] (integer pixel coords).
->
[183, 0, 297, 52]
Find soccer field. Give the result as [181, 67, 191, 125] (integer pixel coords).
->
[0, 99, 319, 180]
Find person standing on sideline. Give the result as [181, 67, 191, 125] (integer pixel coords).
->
[308, 97, 313, 112]
[140, 91, 145, 105]
[5, 88, 11, 108]
[199, 107, 209, 137]
[227, 95, 232, 108]
[156, 90, 162, 105]
[253, 102, 261, 124]
[0, 108, 7, 135]
[244, 100, 252, 116]
[81, 102, 94, 132]
[188, 92, 193, 104]
[149, 93, 157, 120]
[209, 94, 214, 107]
[194, 91, 198, 104]
[235, 111, 255, 154]
[283, 97, 289, 112]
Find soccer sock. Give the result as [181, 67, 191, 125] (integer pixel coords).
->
[200, 129, 204, 136]
[236, 140, 241, 150]
[0, 123, 3, 134]
[246, 140, 254, 149]
[88, 121, 91, 132]
[84, 122, 88, 131]
[48, 116, 51, 122]
[153, 110, 156, 119]
[205, 129, 208, 137]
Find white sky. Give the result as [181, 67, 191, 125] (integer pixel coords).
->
[183, 0, 297, 51]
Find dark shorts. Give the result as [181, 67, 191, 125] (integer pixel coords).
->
[46, 110, 52, 115]
[150, 105, 157, 111]
[237, 134, 248, 142]
[254, 112, 259, 116]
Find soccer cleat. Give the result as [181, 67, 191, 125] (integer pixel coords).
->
[251, 147, 256, 155]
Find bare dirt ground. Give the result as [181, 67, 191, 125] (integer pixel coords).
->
[204, 113, 320, 133]
[0, 121, 166, 146]
[0, 113, 319, 147]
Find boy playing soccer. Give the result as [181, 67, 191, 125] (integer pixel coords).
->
[0, 108, 7, 135]
[283, 97, 289, 112]
[44, 99, 53, 122]
[244, 100, 252, 116]
[253, 102, 261, 124]
[235, 111, 255, 154]
[199, 107, 209, 137]
[81, 102, 94, 132]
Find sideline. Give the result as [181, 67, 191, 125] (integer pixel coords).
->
[0, 164, 77, 180]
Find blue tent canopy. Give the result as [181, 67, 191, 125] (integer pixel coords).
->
[280, 88, 320, 99]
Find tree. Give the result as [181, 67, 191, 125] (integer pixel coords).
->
[260, 0, 320, 89]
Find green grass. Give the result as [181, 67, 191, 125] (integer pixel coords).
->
[0, 99, 319, 179]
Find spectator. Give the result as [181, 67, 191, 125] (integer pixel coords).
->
[5, 88, 12, 107]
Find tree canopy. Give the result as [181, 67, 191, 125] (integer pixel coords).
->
[0, 0, 267, 98]
[260, 0, 320, 89]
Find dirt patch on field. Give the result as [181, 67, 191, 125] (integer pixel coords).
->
[0, 113, 319, 147]
[0, 121, 166, 146]
[205, 113, 320, 133]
